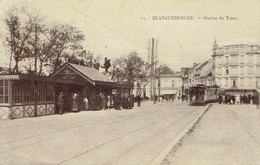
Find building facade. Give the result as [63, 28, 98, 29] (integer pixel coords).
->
[212, 41, 260, 90]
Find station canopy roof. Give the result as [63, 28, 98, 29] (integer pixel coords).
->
[0, 63, 132, 89]
[50, 63, 131, 88]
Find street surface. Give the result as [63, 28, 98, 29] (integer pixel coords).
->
[0, 101, 206, 165]
[162, 104, 260, 165]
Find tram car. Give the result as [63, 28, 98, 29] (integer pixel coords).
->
[189, 84, 219, 105]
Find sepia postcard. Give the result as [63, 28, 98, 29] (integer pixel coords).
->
[0, 0, 260, 164]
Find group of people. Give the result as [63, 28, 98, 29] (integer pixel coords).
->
[218, 94, 237, 104]
[57, 92, 142, 114]
[57, 92, 81, 115]
[218, 93, 259, 108]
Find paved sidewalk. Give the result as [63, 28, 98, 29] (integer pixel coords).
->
[162, 104, 260, 165]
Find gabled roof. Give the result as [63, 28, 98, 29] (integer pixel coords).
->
[190, 63, 200, 70]
[69, 63, 114, 82]
[200, 59, 213, 77]
[159, 65, 175, 75]
[155, 65, 181, 77]
[50, 63, 115, 86]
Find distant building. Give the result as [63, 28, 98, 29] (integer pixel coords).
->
[133, 65, 182, 100]
[212, 40, 260, 91]
[156, 65, 182, 100]
[181, 67, 189, 96]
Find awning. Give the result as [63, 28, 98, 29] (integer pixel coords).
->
[0, 75, 19, 80]
[160, 89, 178, 95]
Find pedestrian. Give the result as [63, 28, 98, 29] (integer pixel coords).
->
[240, 94, 242, 104]
[248, 94, 252, 104]
[97, 94, 103, 110]
[122, 95, 128, 109]
[224, 94, 228, 104]
[72, 92, 79, 112]
[218, 94, 222, 104]
[114, 94, 121, 110]
[231, 95, 236, 105]
[136, 95, 141, 107]
[83, 96, 89, 111]
[107, 95, 111, 109]
[255, 93, 259, 109]
[243, 94, 246, 104]
[100, 93, 107, 110]
[57, 92, 64, 115]
[130, 94, 134, 108]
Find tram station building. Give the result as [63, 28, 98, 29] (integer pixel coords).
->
[0, 63, 131, 120]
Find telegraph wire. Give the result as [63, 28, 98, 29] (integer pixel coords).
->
[144, 0, 188, 54]
[59, 0, 148, 50]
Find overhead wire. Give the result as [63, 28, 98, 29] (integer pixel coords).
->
[59, 0, 149, 50]
[144, 0, 188, 54]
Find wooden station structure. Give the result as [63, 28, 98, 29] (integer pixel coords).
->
[0, 63, 132, 119]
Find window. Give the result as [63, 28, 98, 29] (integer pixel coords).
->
[247, 66, 254, 75]
[230, 55, 238, 64]
[13, 83, 24, 104]
[240, 78, 244, 86]
[248, 55, 254, 64]
[240, 66, 244, 75]
[248, 78, 253, 86]
[230, 66, 238, 76]
[218, 57, 222, 64]
[240, 55, 245, 64]
[12, 82, 55, 104]
[172, 80, 175, 87]
[257, 66, 260, 76]
[257, 78, 260, 87]
[0, 80, 9, 104]
[257, 55, 260, 64]
[225, 78, 229, 86]
[225, 56, 229, 64]
[217, 78, 221, 86]
[226, 68, 229, 75]
[218, 67, 222, 75]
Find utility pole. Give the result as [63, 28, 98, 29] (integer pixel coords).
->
[34, 23, 38, 75]
[34, 23, 38, 117]
[151, 38, 156, 104]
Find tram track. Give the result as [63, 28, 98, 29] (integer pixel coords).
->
[0, 107, 160, 145]
[98, 106, 202, 165]
[0, 103, 188, 154]
[56, 106, 203, 165]
[0, 102, 186, 145]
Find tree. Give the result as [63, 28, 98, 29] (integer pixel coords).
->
[44, 24, 85, 73]
[4, 7, 38, 73]
[102, 57, 111, 73]
[111, 52, 145, 86]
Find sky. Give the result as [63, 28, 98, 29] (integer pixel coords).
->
[0, 0, 260, 71]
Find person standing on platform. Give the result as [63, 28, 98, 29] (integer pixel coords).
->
[83, 96, 89, 111]
[100, 93, 106, 110]
[255, 93, 259, 109]
[136, 95, 141, 107]
[58, 92, 64, 115]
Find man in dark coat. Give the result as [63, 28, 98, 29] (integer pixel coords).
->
[136, 95, 141, 107]
[57, 92, 64, 115]
[231, 95, 236, 105]
[114, 94, 121, 110]
[218, 94, 222, 104]
[255, 94, 259, 109]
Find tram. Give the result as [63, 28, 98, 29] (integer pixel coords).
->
[189, 84, 219, 105]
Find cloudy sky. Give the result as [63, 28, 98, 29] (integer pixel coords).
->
[0, 0, 260, 71]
